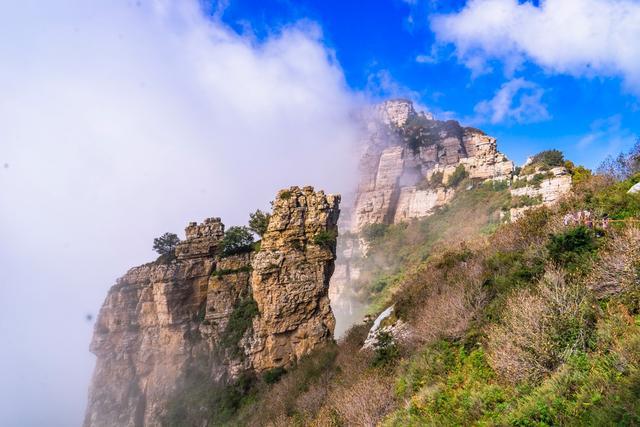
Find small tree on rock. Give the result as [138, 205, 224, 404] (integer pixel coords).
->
[248, 209, 271, 237]
[153, 232, 180, 255]
[220, 226, 255, 256]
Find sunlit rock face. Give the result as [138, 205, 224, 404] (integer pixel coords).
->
[250, 186, 340, 371]
[509, 166, 573, 221]
[84, 187, 340, 427]
[350, 99, 514, 232]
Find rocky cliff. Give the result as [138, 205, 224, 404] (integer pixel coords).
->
[85, 186, 340, 427]
[351, 99, 514, 232]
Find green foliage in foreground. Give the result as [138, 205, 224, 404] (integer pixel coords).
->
[384, 305, 640, 426]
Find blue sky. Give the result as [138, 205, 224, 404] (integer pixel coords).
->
[217, 0, 640, 169]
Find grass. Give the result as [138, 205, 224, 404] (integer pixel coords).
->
[354, 181, 511, 312]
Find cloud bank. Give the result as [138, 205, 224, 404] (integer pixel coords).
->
[431, 0, 640, 93]
[0, 1, 359, 425]
[474, 78, 550, 124]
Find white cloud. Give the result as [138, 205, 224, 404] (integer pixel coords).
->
[431, 0, 640, 93]
[473, 78, 550, 124]
[578, 115, 635, 152]
[0, 1, 359, 425]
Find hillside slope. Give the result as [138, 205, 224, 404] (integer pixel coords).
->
[223, 171, 640, 426]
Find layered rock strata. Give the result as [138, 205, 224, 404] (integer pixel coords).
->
[351, 99, 513, 232]
[510, 166, 572, 221]
[85, 186, 340, 427]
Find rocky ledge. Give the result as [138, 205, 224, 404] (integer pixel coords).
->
[84, 186, 340, 427]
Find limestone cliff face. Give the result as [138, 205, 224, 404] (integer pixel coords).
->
[509, 166, 573, 221]
[250, 187, 340, 371]
[351, 99, 513, 232]
[85, 186, 339, 427]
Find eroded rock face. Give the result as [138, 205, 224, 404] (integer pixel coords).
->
[350, 99, 513, 232]
[250, 186, 340, 371]
[85, 187, 340, 427]
[509, 166, 572, 221]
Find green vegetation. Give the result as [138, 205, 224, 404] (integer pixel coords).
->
[313, 229, 337, 249]
[532, 149, 565, 168]
[248, 209, 270, 237]
[263, 367, 287, 384]
[521, 149, 566, 175]
[152, 232, 180, 256]
[447, 164, 468, 188]
[214, 265, 252, 277]
[511, 194, 543, 208]
[546, 225, 598, 268]
[165, 372, 256, 427]
[219, 226, 255, 257]
[418, 170, 444, 190]
[372, 330, 400, 368]
[186, 165, 640, 426]
[220, 297, 259, 357]
[280, 190, 292, 200]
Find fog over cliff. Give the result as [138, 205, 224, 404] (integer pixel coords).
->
[0, 1, 360, 425]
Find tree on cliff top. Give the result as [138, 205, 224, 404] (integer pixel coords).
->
[220, 226, 255, 256]
[153, 232, 180, 255]
[248, 209, 271, 237]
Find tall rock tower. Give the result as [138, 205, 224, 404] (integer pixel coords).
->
[84, 187, 340, 427]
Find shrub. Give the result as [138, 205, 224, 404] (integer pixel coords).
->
[418, 170, 444, 189]
[361, 223, 389, 242]
[372, 330, 400, 367]
[280, 190, 292, 200]
[313, 229, 337, 249]
[220, 297, 259, 357]
[447, 165, 468, 188]
[531, 149, 565, 168]
[153, 232, 180, 255]
[331, 373, 395, 426]
[263, 367, 287, 384]
[511, 194, 542, 208]
[546, 225, 597, 269]
[164, 372, 255, 426]
[588, 227, 640, 299]
[248, 209, 270, 237]
[487, 269, 594, 384]
[219, 226, 255, 257]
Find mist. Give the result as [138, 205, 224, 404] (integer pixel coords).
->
[0, 1, 360, 425]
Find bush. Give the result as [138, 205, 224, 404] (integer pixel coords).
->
[372, 330, 400, 367]
[219, 226, 255, 256]
[361, 223, 389, 242]
[531, 149, 565, 168]
[220, 297, 259, 357]
[546, 225, 597, 269]
[313, 229, 337, 249]
[248, 209, 270, 237]
[511, 194, 542, 208]
[418, 170, 444, 189]
[588, 227, 640, 299]
[263, 367, 287, 384]
[153, 232, 180, 255]
[487, 269, 594, 384]
[164, 372, 255, 426]
[447, 164, 468, 188]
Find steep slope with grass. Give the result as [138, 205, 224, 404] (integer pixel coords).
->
[219, 168, 640, 426]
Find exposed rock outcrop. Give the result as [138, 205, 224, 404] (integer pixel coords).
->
[250, 187, 340, 371]
[85, 186, 340, 427]
[350, 99, 513, 232]
[509, 166, 572, 221]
